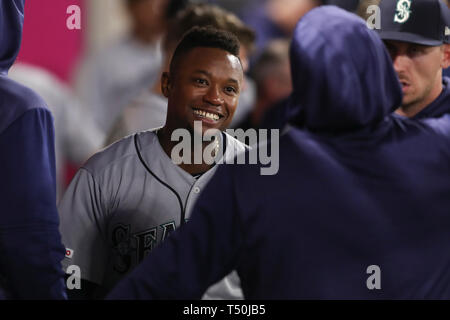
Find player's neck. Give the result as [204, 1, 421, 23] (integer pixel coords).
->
[157, 128, 216, 175]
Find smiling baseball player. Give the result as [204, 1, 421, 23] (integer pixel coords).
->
[58, 27, 247, 299]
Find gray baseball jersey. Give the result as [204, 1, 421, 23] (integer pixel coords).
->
[58, 129, 247, 299]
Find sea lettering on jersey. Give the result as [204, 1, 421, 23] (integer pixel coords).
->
[111, 224, 133, 274]
[134, 228, 157, 262]
[111, 220, 177, 273]
[161, 221, 176, 241]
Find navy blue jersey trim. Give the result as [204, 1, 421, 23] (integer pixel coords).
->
[134, 133, 186, 226]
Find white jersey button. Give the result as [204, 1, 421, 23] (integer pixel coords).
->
[194, 187, 201, 194]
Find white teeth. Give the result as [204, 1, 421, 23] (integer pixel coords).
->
[193, 109, 220, 121]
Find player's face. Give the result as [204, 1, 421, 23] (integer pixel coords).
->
[384, 40, 447, 112]
[162, 47, 243, 135]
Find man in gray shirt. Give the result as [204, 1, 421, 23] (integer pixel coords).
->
[59, 27, 247, 299]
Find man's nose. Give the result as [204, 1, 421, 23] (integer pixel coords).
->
[392, 54, 410, 74]
[203, 85, 223, 106]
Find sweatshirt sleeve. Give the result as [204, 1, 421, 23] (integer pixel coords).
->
[0, 107, 67, 299]
[106, 164, 244, 300]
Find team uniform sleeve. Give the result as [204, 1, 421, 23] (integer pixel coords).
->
[0, 108, 67, 299]
[58, 167, 110, 286]
[106, 164, 244, 299]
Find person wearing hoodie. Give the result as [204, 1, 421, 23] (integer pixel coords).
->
[378, 0, 450, 119]
[107, 6, 450, 299]
[0, 1, 67, 299]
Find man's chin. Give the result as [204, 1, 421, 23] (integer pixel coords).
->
[402, 94, 417, 108]
[191, 120, 224, 134]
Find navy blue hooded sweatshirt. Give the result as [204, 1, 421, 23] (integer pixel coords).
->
[412, 77, 450, 119]
[0, 0, 66, 299]
[107, 6, 450, 299]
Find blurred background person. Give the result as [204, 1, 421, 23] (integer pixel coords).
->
[240, 0, 320, 58]
[8, 63, 105, 201]
[235, 39, 292, 131]
[207, 0, 252, 14]
[356, 0, 380, 20]
[74, 0, 189, 136]
[239, 0, 360, 63]
[230, 0, 361, 134]
[15, 0, 179, 190]
[106, 2, 256, 144]
[325, 0, 360, 11]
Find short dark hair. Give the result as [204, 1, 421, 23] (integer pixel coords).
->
[169, 26, 241, 75]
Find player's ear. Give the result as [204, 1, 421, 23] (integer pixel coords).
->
[161, 72, 171, 98]
[441, 44, 450, 69]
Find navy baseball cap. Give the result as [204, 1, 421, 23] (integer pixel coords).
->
[378, 0, 450, 46]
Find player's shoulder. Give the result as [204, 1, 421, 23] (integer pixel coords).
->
[0, 75, 51, 134]
[83, 130, 158, 176]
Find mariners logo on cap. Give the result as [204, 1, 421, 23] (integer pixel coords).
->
[394, 0, 412, 23]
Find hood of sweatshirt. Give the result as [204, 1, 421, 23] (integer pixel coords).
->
[0, 0, 25, 75]
[288, 6, 402, 133]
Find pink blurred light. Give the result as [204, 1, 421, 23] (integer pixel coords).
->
[16, 0, 84, 83]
